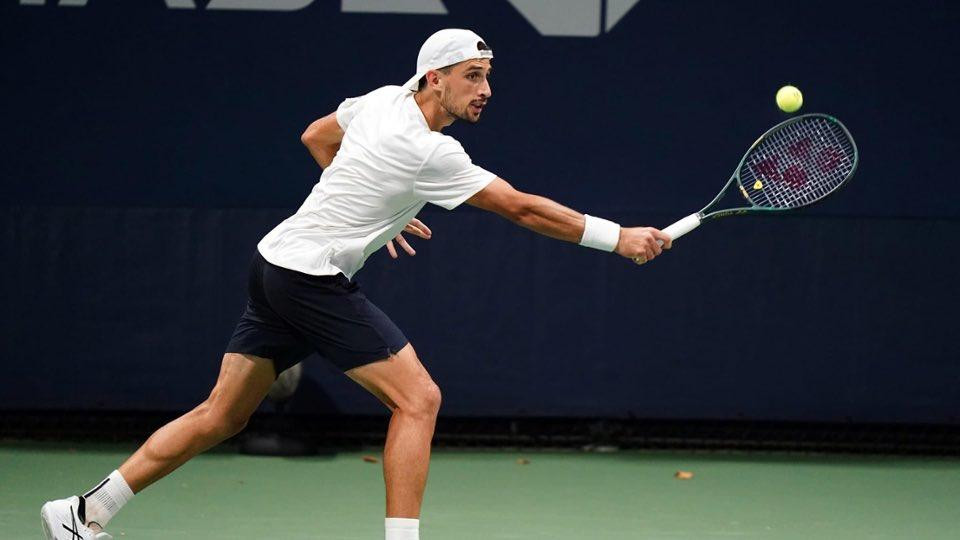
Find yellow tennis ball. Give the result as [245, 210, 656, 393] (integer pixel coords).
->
[776, 85, 803, 113]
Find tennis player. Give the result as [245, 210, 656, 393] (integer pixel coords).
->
[41, 28, 671, 540]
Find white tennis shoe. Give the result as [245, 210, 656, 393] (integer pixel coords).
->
[41, 496, 112, 540]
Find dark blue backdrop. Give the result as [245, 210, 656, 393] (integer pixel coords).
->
[3, 0, 959, 422]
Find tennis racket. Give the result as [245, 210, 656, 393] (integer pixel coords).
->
[657, 113, 859, 248]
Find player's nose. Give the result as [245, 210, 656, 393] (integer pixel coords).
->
[480, 77, 492, 99]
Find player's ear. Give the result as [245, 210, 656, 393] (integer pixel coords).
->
[427, 70, 443, 88]
[426, 70, 441, 90]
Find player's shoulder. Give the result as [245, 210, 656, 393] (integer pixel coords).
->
[340, 85, 414, 129]
[359, 85, 408, 102]
[375, 84, 407, 94]
[344, 85, 414, 117]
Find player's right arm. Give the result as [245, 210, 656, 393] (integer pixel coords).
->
[466, 177, 672, 263]
[300, 111, 344, 168]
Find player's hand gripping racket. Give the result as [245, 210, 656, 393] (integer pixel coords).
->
[645, 113, 858, 261]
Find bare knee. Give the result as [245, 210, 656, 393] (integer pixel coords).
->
[399, 380, 442, 420]
[194, 400, 250, 440]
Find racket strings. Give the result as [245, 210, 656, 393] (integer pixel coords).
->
[739, 117, 856, 209]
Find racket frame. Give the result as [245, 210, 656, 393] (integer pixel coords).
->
[663, 113, 859, 242]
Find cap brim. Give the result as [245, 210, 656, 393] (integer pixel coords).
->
[402, 71, 425, 92]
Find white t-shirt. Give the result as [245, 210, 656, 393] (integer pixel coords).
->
[258, 85, 497, 278]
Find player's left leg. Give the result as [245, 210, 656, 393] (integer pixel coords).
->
[40, 352, 277, 540]
[117, 352, 277, 491]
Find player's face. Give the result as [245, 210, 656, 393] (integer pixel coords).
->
[439, 59, 492, 123]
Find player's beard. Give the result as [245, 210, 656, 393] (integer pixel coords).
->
[440, 91, 478, 124]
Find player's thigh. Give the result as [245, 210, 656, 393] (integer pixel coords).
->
[345, 343, 439, 412]
[205, 352, 277, 420]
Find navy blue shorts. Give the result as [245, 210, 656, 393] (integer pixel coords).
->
[225, 251, 408, 375]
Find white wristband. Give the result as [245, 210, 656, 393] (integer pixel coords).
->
[579, 214, 621, 252]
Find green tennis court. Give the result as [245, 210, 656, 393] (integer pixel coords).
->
[4, 442, 958, 539]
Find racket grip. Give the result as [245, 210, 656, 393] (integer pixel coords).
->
[660, 213, 701, 243]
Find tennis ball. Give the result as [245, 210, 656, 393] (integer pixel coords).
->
[776, 85, 803, 113]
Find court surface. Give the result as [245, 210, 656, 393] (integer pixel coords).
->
[3, 442, 958, 539]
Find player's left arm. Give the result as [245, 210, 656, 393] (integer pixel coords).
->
[300, 112, 344, 168]
[384, 218, 432, 259]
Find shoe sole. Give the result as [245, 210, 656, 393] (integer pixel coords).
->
[40, 504, 54, 540]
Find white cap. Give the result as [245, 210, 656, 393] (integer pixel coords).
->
[402, 29, 493, 92]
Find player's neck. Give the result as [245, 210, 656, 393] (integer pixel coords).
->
[414, 91, 456, 132]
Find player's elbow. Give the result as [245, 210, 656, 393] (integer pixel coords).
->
[504, 194, 536, 225]
[300, 124, 319, 146]
[301, 118, 331, 146]
[301, 113, 344, 147]
[468, 178, 534, 223]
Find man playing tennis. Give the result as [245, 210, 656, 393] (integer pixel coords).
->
[41, 28, 671, 540]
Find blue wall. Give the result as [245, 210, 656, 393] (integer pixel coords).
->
[3, 1, 959, 422]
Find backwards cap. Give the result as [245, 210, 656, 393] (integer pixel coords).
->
[402, 28, 493, 92]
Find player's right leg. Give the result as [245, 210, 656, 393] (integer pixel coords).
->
[41, 352, 276, 540]
[346, 343, 441, 520]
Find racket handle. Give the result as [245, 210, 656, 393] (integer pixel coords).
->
[660, 213, 701, 243]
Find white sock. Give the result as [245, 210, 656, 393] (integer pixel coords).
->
[385, 517, 419, 540]
[82, 470, 134, 527]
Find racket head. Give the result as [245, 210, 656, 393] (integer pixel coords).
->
[732, 113, 859, 213]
